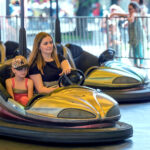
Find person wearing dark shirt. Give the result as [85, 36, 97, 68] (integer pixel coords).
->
[28, 32, 71, 94]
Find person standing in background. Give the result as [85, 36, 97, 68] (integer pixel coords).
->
[131, 0, 148, 56]
[109, 4, 126, 61]
[110, 1, 145, 67]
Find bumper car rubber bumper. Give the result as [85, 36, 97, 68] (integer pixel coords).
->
[102, 83, 150, 103]
[0, 119, 133, 143]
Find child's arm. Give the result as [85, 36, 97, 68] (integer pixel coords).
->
[27, 79, 33, 100]
[5, 78, 14, 99]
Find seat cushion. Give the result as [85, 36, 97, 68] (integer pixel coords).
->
[66, 44, 99, 72]
[0, 63, 12, 100]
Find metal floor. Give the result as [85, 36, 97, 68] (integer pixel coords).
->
[0, 101, 150, 150]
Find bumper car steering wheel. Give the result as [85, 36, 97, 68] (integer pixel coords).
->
[58, 69, 85, 87]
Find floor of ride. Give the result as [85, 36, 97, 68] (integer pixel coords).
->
[0, 102, 150, 150]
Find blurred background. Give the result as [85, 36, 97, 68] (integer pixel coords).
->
[1, 0, 150, 69]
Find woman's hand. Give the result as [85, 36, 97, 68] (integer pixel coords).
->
[49, 85, 59, 92]
[59, 68, 71, 76]
[59, 59, 72, 76]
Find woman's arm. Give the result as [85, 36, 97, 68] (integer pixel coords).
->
[29, 74, 58, 94]
[127, 12, 136, 23]
[27, 79, 33, 99]
[59, 59, 71, 76]
[5, 78, 14, 99]
[110, 12, 128, 18]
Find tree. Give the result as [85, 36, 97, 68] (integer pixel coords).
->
[76, 0, 98, 16]
[75, 0, 98, 36]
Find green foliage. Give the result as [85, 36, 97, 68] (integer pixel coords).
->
[80, 0, 98, 7]
[61, 31, 93, 43]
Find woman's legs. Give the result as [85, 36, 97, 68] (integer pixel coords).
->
[132, 43, 144, 67]
[138, 42, 144, 66]
[132, 45, 138, 66]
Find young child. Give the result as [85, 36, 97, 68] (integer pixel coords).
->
[5, 55, 33, 106]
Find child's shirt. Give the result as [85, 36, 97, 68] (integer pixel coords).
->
[11, 78, 29, 106]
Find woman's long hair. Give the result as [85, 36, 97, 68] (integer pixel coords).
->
[28, 32, 61, 74]
[130, 1, 141, 13]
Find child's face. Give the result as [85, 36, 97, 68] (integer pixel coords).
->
[12, 67, 28, 78]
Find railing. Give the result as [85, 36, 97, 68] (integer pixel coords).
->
[1, 16, 150, 69]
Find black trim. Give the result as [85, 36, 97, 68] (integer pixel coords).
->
[103, 85, 150, 103]
[0, 121, 133, 143]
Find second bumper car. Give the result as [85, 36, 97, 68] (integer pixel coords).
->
[64, 44, 150, 103]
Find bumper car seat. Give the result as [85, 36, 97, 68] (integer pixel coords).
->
[65, 44, 99, 73]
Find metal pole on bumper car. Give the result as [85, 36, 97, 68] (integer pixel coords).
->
[55, 0, 61, 44]
[19, 0, 27, 58]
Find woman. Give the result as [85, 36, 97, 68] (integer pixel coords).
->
[110, 2, 145, 67]
[28, 32, 71, 94]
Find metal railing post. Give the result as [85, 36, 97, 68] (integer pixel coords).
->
[106, 15, 109, 49]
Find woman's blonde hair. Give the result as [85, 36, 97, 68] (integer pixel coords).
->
[28, 32, 61, 74]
